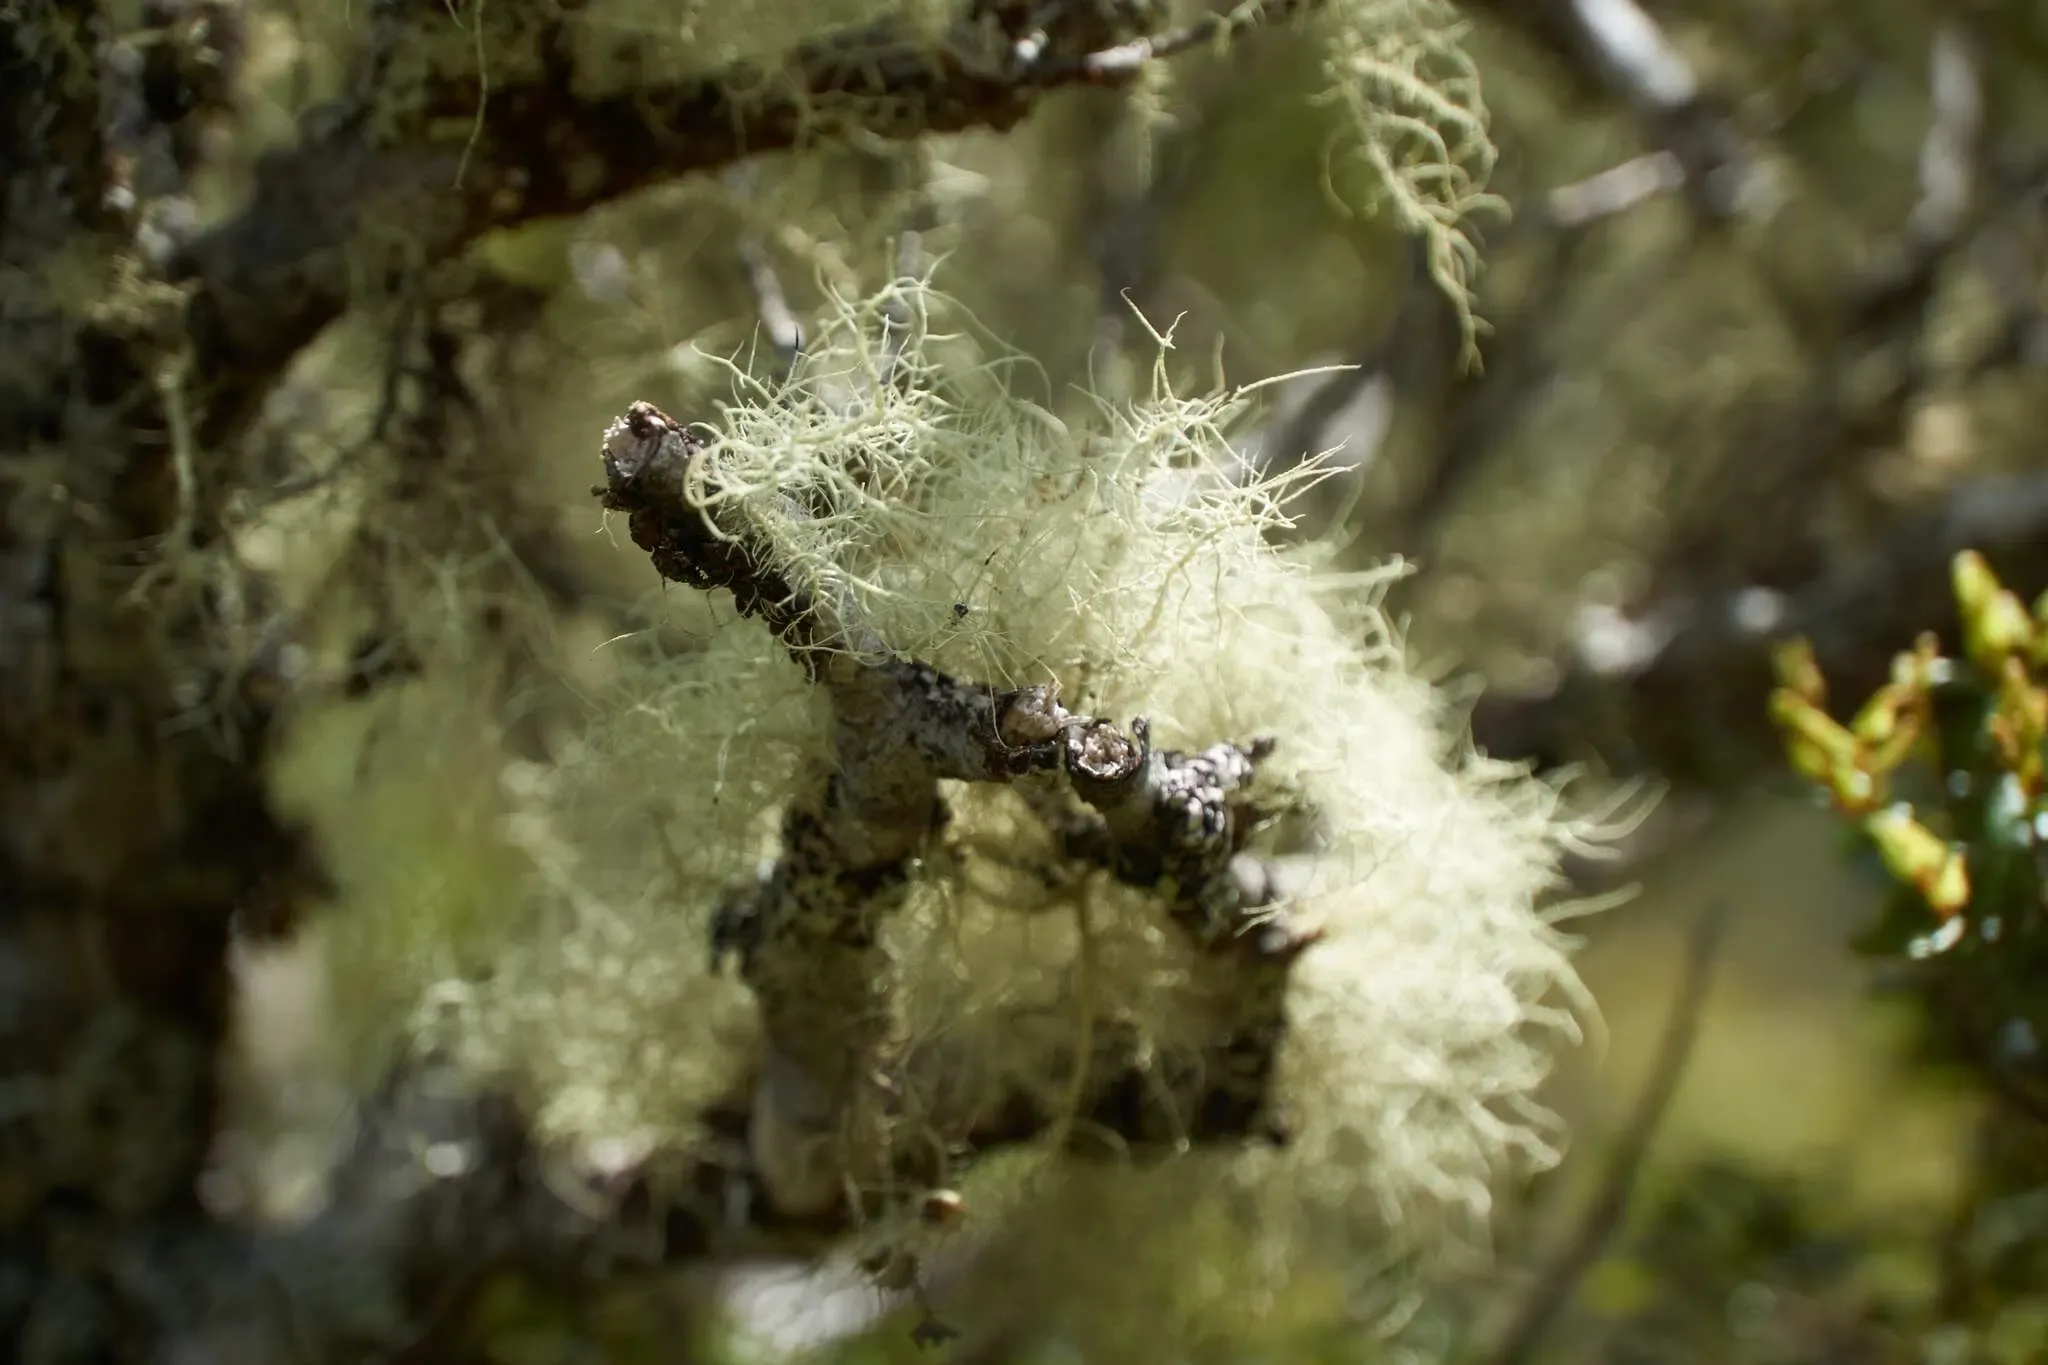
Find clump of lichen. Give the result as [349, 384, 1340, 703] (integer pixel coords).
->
[304, 276, 1587, 1281]
[678, 278, 1582, 1234]
[270, 0, 1565, 1328]
[1310, 0, 1500, 354]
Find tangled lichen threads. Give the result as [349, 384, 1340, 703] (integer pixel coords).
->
[1310, 0, 1503, 356]
[653, 276, 1586, 1224]
[312, 264, 1589, 1339]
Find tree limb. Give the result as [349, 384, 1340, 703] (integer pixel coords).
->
[597, 400, 1319, 1221]
[170, 0, 1328, 454]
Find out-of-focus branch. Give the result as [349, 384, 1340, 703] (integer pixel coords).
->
[1472, 473, 2048, 783]
[1448, 20, 2031, 790]
[171, 0, 1329, 453]
[738, 234, 807, 383]
[596, 401, 1317, 1221]
[1484, 896, 1729, 1365]
[1908, 22, 1983, 245]
[154, 1057, 731, 1364]
[1045, 0, 1320, 80]
[0, 7, 339, 1358]
[1465, 0, 1759, 221]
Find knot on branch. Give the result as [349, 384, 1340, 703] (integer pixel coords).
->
[1064, 714, 1145, 792]
[995, 682, 1067, 747]
[1062, 717, 1300, 950]
[598, 400, 826, 656]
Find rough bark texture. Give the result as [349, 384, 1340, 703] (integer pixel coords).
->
[599, 401, 1320, 1221]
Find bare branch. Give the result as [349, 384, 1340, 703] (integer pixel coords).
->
[1473, 472, 2048, 782]
[1465, 0, 1761, 221]
[1051, 0, 1322, 81]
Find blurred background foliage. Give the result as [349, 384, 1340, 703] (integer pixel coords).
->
[196, 0, 2048, 1360]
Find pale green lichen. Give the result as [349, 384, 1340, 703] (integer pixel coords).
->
[275, 0, 1564, 1319]
[671, 279, 1582, 1231]
[519, 0, 1501, 338]
[1310, 0, 1502, 358]
[302, 276, 1589, 1264]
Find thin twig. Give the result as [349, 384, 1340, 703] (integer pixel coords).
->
[738, 234, 806, 382]
[1484, 895, 1731, 1365]
[1053, 0, 1324, 82]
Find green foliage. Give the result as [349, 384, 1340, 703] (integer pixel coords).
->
[1769, 551, 2048, 1044]
[1769, 549, 2048, 1359]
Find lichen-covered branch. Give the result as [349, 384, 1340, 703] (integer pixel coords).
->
[598, 400, 1317, 1218]
[0, 1, 1555, 1358]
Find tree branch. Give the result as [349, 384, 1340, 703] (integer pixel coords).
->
[1484, 896, 1728, 1365]
[170, 0, 1327, 454]
[597, 400, 1318, 1221]
[1472, 473, 2048, 783]
[1465, 0, 1759, 221]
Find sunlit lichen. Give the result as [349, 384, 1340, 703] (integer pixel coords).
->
[307, 274, 1589, 1285]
